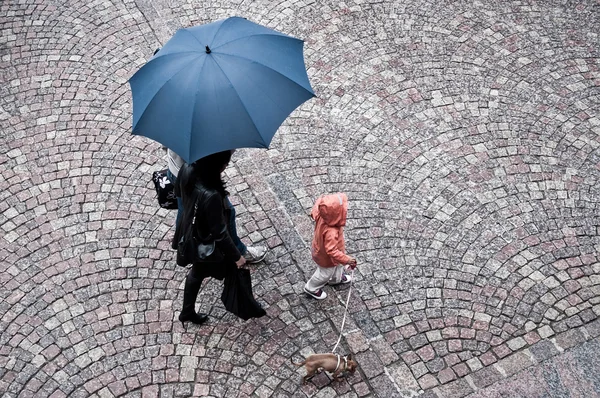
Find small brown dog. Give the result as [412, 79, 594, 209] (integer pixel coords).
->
[291, 353, 358, 384]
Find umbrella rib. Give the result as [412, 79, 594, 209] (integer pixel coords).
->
[211, 54, 309, 144]
[189, 58, 226, 157]
[133, 55, 204, 136]
[216, 52, 315, 95]
[180, 28, 212, 51]
[179, 18, 236, 51]
[211, 33, 300, 50]
[205, 56, 262, 141]
[151, 50, 206, 58]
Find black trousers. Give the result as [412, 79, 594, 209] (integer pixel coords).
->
[180, 260, 234, 314]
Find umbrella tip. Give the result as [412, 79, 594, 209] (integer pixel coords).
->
[205, 45, 211, 54]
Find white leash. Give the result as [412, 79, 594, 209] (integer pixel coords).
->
[331, 268, 355, 353]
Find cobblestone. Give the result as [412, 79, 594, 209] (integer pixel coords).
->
[1, 0, 599, 397]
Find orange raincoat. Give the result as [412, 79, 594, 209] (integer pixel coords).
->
[311, 193, 351, 268]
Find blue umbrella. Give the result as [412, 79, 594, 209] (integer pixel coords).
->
[129, 17, 315, 163]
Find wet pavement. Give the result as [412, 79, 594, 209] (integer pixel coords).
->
[1, 0, 599, 397]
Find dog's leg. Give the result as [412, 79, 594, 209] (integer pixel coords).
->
[303, 366, 318, 384]
[303, 373, 315, 384]
[332, 370, 343, 383]
[291, 358, 306, 367]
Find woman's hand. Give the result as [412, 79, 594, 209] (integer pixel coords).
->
[235, 256, 247, 268]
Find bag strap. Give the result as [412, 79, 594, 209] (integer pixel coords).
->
[191, 188, 212, 243]
[191, 195, 199, 227]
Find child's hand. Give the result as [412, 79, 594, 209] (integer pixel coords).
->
[347, 257, 357, 269]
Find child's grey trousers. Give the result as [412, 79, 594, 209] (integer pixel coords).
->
[305, 265, 345, 291]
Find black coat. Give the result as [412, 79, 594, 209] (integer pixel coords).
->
[172, 164, 241, 278]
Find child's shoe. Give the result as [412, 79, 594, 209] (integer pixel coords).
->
[328, 273, 353, 285]
[304, 287, 327, 300]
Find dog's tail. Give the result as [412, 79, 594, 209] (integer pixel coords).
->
[290, 357, 305, 367]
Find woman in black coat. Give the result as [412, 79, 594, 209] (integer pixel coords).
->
[173, 150, 246, 325]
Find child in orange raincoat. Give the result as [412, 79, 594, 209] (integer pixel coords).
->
[304, 193, 357, 300]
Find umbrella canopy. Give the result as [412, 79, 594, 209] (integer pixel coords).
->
[129, 17, 315, 163]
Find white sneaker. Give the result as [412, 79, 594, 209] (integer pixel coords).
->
[304, 287, 327, 300]
[243, 245, 267, 263]
[328, 273, 353, 285]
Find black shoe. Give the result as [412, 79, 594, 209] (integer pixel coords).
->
[178, 312, 208, 327]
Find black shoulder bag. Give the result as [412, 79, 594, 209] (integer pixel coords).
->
[176, 193, 224, 266]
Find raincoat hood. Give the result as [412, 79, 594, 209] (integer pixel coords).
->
[311, 193, 348, 227]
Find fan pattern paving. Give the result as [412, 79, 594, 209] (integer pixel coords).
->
[1, 0, 599, 397]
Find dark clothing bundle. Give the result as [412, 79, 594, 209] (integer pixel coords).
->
[172, 163, 241, 269]
[173, 163, 265, 320]
[222, 267, 266, 320]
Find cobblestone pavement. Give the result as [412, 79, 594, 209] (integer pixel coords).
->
[1, 0, 599, 397]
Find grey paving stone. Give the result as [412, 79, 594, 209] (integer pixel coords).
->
[1, 0, 599, 397]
